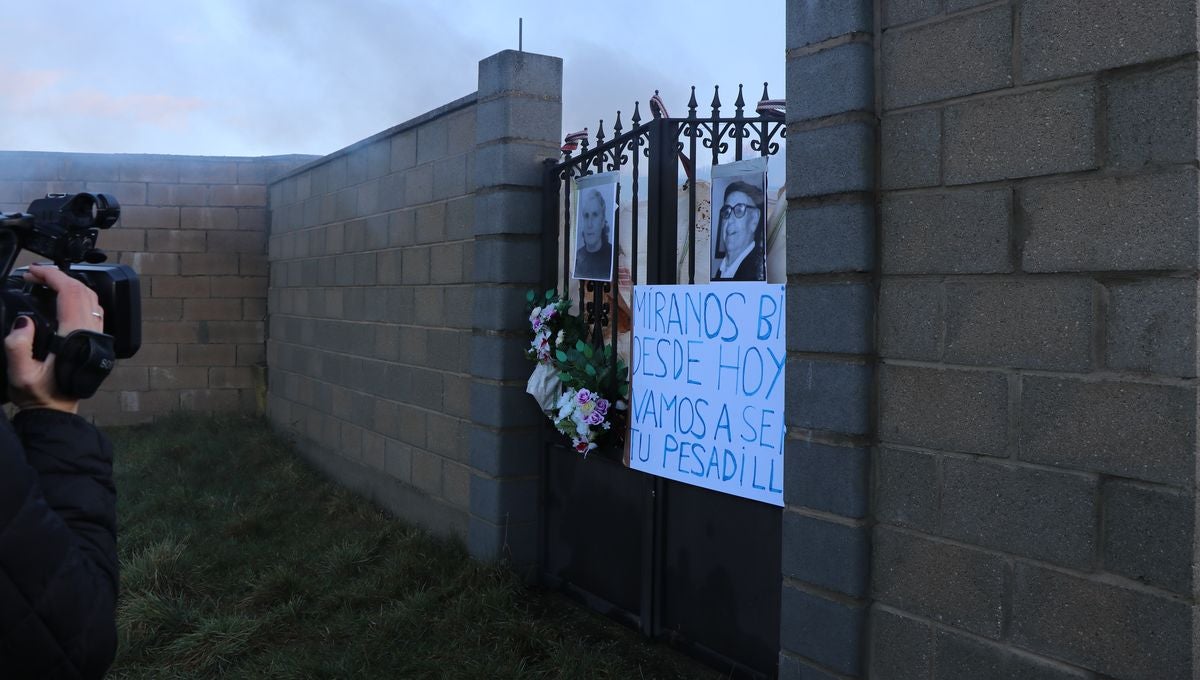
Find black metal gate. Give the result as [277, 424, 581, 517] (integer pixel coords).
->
[538, 85, 786, 679]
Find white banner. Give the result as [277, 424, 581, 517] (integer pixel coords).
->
[629, 282, 785, 506]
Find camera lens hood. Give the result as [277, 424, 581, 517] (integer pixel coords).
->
[49, 329, 115, 399]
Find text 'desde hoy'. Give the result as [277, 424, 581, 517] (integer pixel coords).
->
[630, 283, 785, 506]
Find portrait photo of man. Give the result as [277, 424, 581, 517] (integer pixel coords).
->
[572, 178, 617, 282]
[711, 173, 767, 282]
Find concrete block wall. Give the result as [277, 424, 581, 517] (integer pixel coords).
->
[266, 50, 562, 558]
[0, 151, 312, 425]
[265, 95, 479, 538]
[871, 1, 1199, 679]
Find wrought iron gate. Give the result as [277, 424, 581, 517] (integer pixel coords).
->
[537, 85, 786, 679]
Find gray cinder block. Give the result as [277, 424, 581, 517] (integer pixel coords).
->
[788, 123, 875, 198]
[1102, 480, 1194, 594]
[882, 7, 1013, 109]
[786, 202, 875, 274]
[1106, 277, 1197, 377]
[788, 42, 874, 121]
[1021, 169, 1198, 272]
[1010, 563, 1192, 680]
[1107, 62, 1198, 168]
[789, 0, 872, 47]
[784, 440, 869, 518]
[1020, 0, 1196, 83]
[469, 474, 539, 526]
[782, 513, 869, 597]
[872, 527, 1005, 639]
[477, 50, 563, 100]
[941, 457, 1097, 569]
[882, 189, 1011, 274]
[874, 447, 939, 532]
[868, 608, 932, 680]
[780, 585, 866, 676]
[878, 364, 1008, 455]
[880, 109, 941, 190]
[943, 278, 1095, 371]
[788, 281, 873, 355]
[881, 0, 939, 28]
[944, 83, 1097, 185]
[935, 630, 1092, 680]
[786, 358, 872, 435]
[878, 278, 943, 361]
[1020, 376, 1195, 485]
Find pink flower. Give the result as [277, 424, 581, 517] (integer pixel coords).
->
[585, 410, 605, 426]
[594, 398, 609, 417]
[575, 389, 593, 405]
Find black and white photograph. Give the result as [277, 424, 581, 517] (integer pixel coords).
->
[710, 157, 768, 282]
[572, 172, 619, 282]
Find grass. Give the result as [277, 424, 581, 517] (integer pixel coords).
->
[107, 412, 722, 679]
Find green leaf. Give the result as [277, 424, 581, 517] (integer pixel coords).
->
[619, 383, 630, 397]
[545, 289, 555, 300]
[526, 290, 535, 303]
[575, 340, 587, 352]
[555, 350, 568, 363]
[585, 364, 596, 376]
[558, 372, 572, 383]
[582, 344, 594, 359]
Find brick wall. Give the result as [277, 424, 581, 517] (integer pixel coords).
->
[871, 1, 1198, 679]
[0, 151, 313, 425]
[265, 50, 562, 552]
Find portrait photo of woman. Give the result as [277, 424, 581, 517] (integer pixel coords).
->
[572, 173, 618, 282]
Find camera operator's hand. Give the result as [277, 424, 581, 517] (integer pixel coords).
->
[5, 264, 104, 414]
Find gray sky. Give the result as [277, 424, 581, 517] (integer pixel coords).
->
[0, 0, 786, 158]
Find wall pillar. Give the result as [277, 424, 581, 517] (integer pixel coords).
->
[782, 1, 877, 678]
[467, 50, 563, 570]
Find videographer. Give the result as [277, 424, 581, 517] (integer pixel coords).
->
[0, 262, 117, 678]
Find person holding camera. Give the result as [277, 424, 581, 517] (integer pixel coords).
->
[0, 263, 118, 678]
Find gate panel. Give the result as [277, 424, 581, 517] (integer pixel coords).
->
[659, 480, 781, 677]
[539, 86, 786, 678]
[542, 442, 645, 622]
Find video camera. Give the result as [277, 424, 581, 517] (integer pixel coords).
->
[0, 192, 141, 401]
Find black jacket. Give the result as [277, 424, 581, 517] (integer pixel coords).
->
[574, 243, 613, 281]
[712, 243, 766, 282]
[0, 409, 117, 679]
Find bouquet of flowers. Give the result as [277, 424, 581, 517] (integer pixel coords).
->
[554, 388, 613, 455]
[524, 289, 628, 457]
[526, 295, 571, 363]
